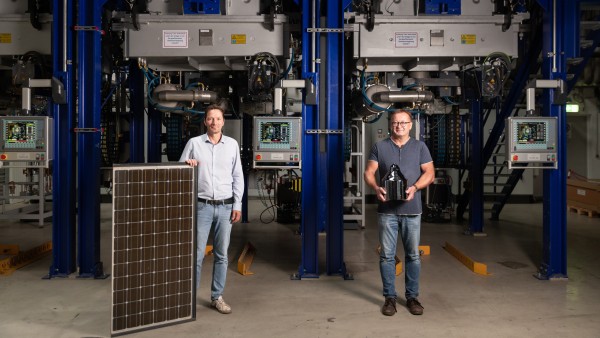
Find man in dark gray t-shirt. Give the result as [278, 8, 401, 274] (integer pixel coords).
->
[364, 110, 434, 317]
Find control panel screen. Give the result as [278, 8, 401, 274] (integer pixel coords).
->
[253, 116, 302, 169]
[259, 121, 291, 146]
[516, 122, 546, 145]
[506, 116, 557, 169]
[3, 120, 39, 149]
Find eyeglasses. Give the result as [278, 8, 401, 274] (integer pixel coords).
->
[391, 121, 412, 127]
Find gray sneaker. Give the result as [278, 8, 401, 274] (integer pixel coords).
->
[211, 296, 232, 314]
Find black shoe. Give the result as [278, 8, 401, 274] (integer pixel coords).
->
[406, 298, 423, 315]
[381, 297, 397, 316]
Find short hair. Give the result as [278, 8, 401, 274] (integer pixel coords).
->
[204, 104, 225, 119]
[389, 109, 413, 122]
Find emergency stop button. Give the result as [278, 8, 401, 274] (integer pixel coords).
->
[256, 154, 262, 160]
[0, 154, 7, 160]
[512, 155, 518, 161]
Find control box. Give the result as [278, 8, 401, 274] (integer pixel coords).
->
[253, 116, 302, 169]
[0, 116, 53, 168]
[506, 117, 557, 169]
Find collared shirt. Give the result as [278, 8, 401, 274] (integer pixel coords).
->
[369, 137, 433, 215]
[179, 133, 244, 211]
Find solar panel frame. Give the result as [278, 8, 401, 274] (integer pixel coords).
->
[111, 163, 197, 336]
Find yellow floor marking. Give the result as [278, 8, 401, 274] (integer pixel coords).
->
[443, 242, 489, 276]
[237, 242, 256, 276]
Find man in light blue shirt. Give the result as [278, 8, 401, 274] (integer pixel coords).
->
[179, 104, 244, 314]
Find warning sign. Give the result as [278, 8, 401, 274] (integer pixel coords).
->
[0, 33, 11, 44]
[395, 32, 418, 48]
[461, 34, 476, 45]
[231, 34, 247, 44]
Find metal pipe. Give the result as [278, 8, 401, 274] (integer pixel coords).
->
[22, 79, 53, 114]
[156, 90, 217, 102]
[525, 79, 563, 115]
[526, 87, 536, 113]
[311, 0, 316, 73]
[552, 0, 557, 72]
[22, 87, 32, 114]
[373, 91, 434, 103]
[274, 87, 283, 114]
[63, 0, 67, 72]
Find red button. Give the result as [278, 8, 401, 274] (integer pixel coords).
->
[0, 154, 6, 160]
[256, 154, 262, 160]
[513, 155, 518, 161]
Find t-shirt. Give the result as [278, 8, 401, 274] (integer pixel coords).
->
[368, 137, 433, 215]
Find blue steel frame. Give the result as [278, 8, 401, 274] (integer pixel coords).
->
[296, 0, 320, 278]
[537, 0, 569, 279]
[128, 60, 146, 163]
[49, 0, 77, 277]
[77, 0, 108, 278]
[468, 99, 484, 234]
[325, 0, 350, 277]
[147, 105, 163, 163]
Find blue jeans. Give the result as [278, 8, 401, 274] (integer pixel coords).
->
[378, 213, 421, 300]
[196, 202, 233, 301]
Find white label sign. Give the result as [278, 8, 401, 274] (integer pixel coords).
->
[163, 30, 189, 48]
[395, 32, 418, 48]
[271, 153, 284, 160]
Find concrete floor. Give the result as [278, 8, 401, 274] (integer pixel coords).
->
[1, 200, 599, 338]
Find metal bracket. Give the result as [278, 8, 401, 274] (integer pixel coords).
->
[306, 129, 343, 134]
[307, 28, 345, 33]
[74, 25, 105, 35]
[74, 128, 102, 133]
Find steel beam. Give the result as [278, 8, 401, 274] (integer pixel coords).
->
[468, 99, 484, 234]
[295, 0, 320, 279]
[77, 0, 108, 278]
[537, 0, 568, 279]
[147, 105, 162, 163]
[325, 0, 349, 278]
[48, 0, 77, 278]
[128, 61, 145, 163]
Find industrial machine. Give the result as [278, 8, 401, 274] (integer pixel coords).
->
[0, 0, 575, 287]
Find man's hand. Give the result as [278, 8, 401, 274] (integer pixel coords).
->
[231, 210, 241, 223]
[405, 185, 418, 201]
[185, 159, 199, 166]
[376, 186, 387, 202]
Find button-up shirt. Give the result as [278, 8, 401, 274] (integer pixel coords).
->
[179, 133, 244, 211]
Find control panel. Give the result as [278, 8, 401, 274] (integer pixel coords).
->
[0, 116, 53, 168]
[253, 116, 302, 169]
[506, 116, 557, 169]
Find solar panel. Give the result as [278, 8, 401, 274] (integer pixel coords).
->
[111, 164, 196, 336]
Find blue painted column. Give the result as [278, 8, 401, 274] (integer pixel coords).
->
[48, 0, 77, 277]
[128, 60, 146, 163]
[538, 0, 568, 279]
[147, 105, 162, 163]
[325, 0, 349, 277]
[296, 0, 320, 278]
[469, 99, 484, 234]
[77, 0, 108, 278]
